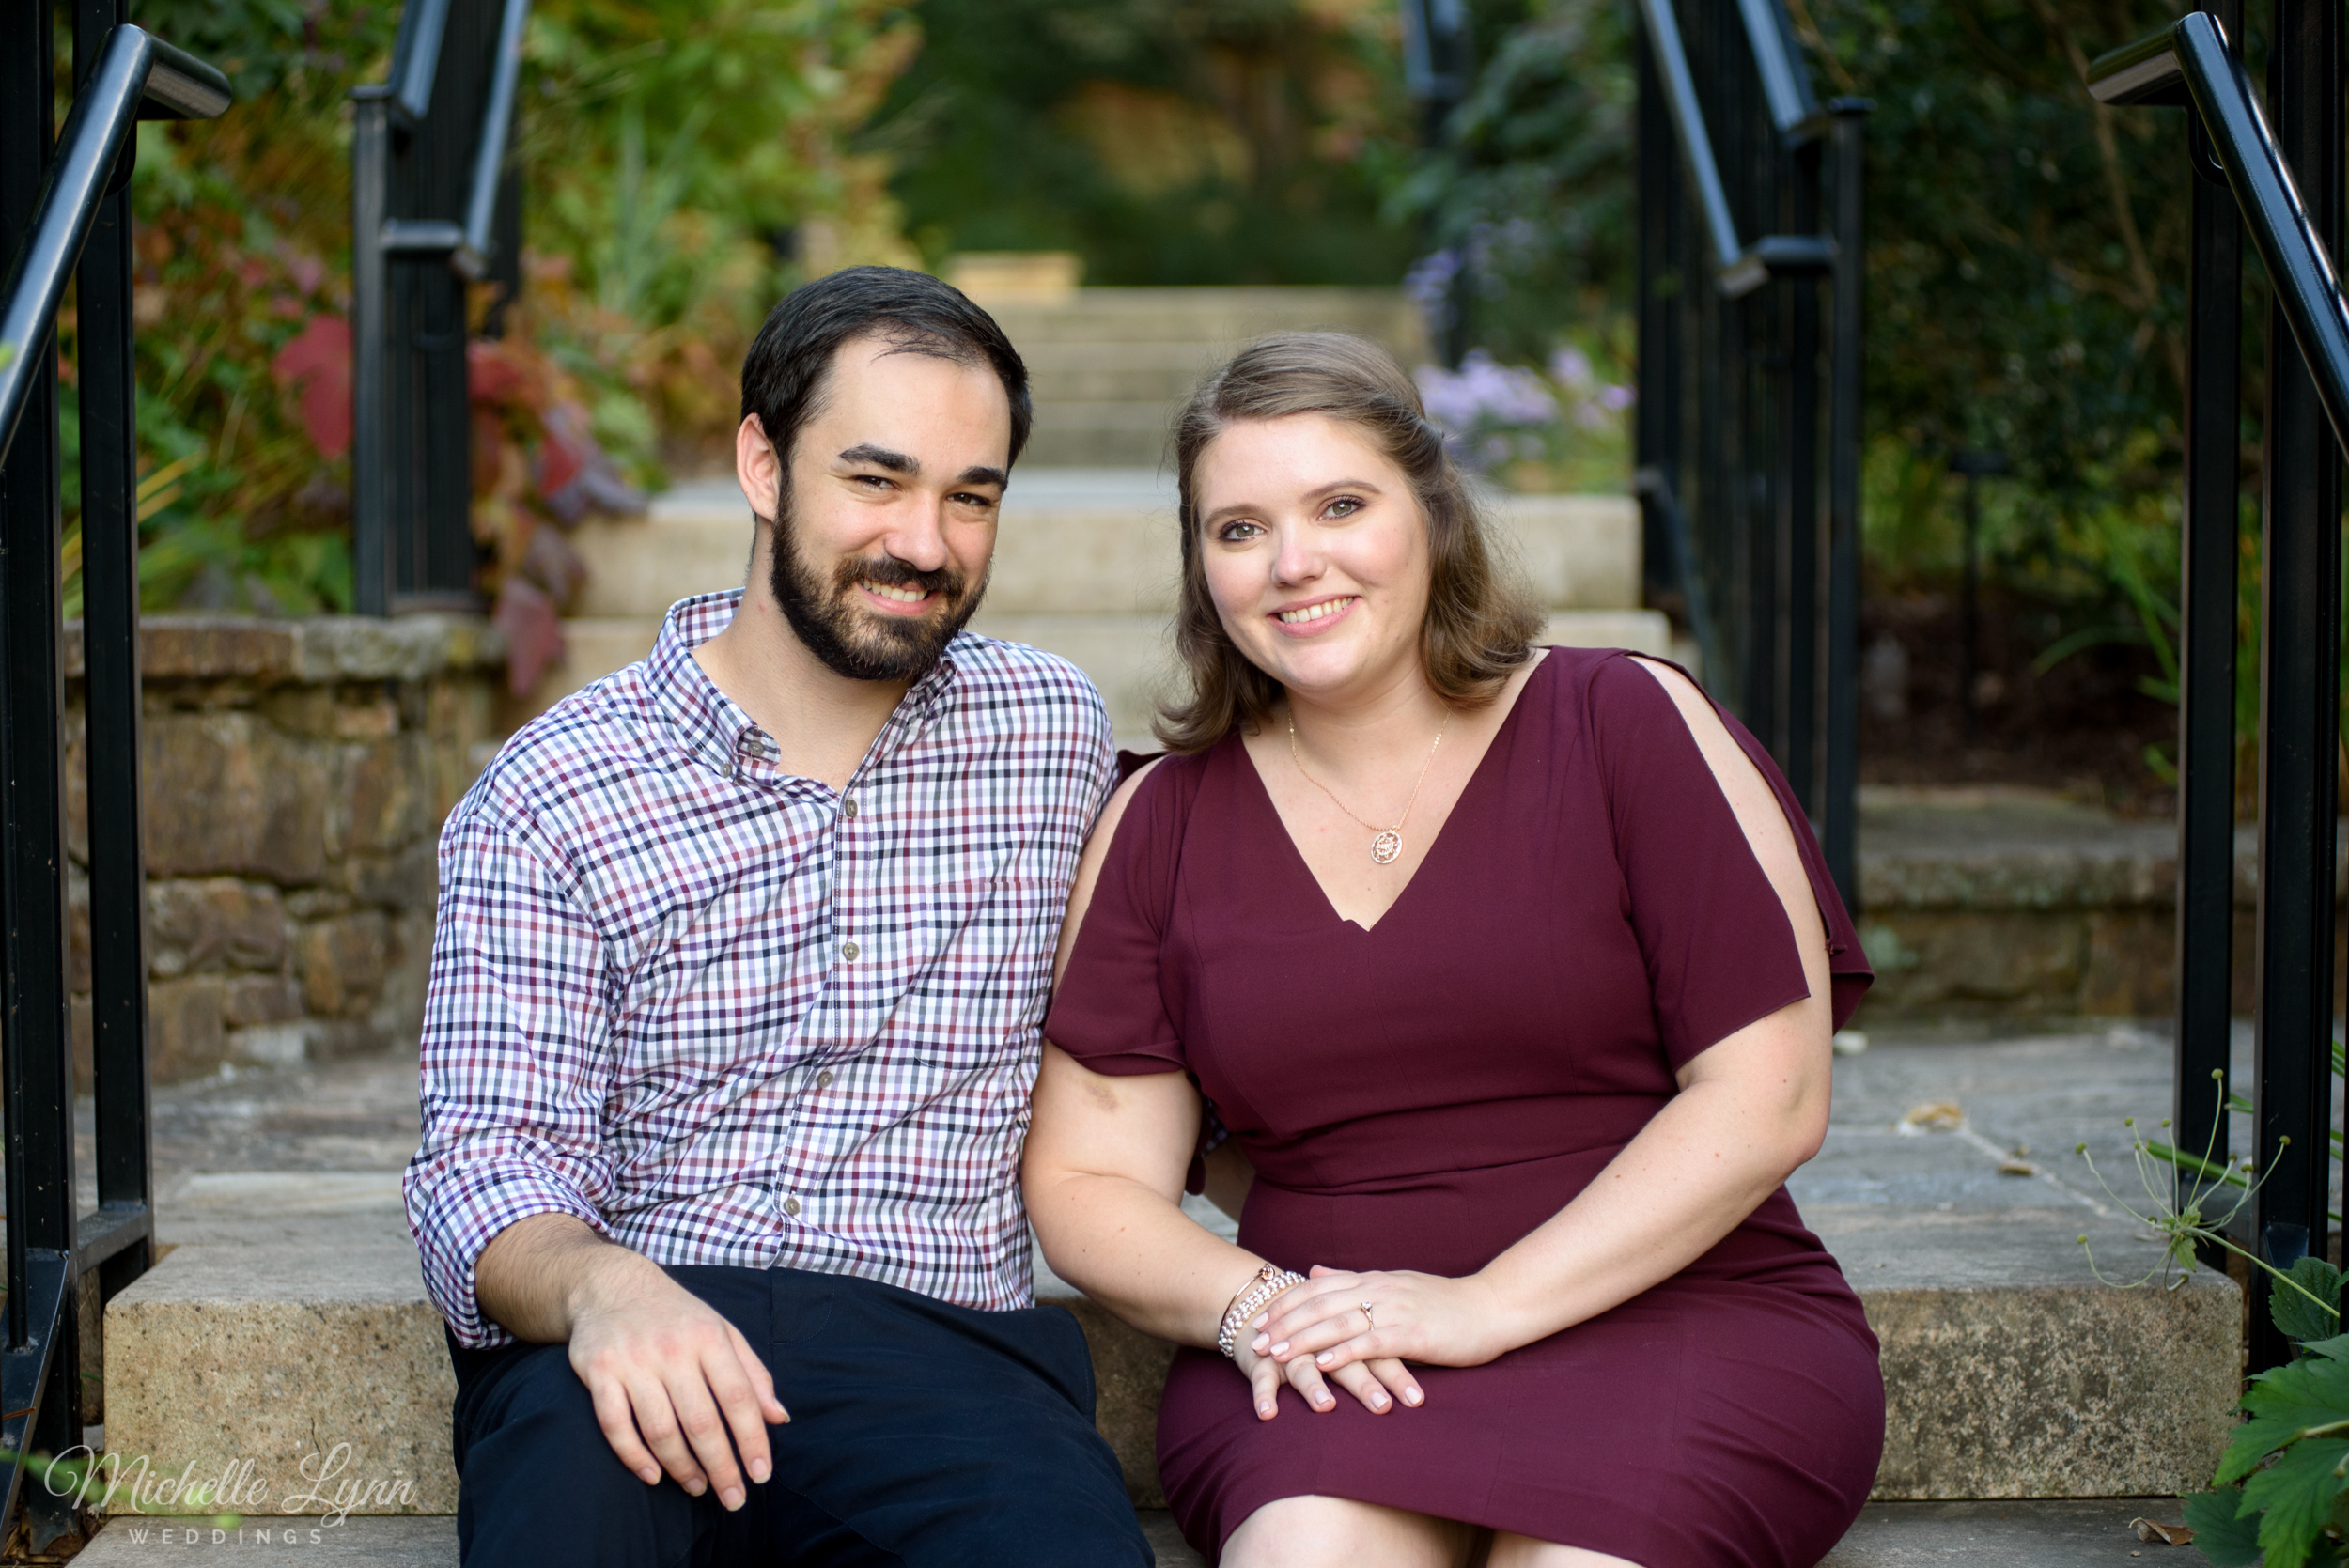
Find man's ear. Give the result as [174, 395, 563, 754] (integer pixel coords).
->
[736, 413, 783, 524]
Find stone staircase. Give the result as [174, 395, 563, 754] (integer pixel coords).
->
[521, 285, 1668, 741]
[80, 1029, 2238, 1564]
[978, 287, 1428, 468]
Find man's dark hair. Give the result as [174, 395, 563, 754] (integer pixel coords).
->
[739, 266, 1031, 507]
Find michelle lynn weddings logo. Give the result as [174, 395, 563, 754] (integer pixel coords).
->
[39, 1439, 417, 1528]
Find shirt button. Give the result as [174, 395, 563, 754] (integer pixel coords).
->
[816, 1070, 833, 1089]
[783, 1196, 801, 1217]
[840, 940, 860, 961]
[842, 797, 858, 819]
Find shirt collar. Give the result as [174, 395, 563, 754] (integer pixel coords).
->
[646, 590, 964, 787]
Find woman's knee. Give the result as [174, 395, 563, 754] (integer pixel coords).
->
[1222, 1495, 1471, 1568]
[1485, 1534, 1644, 1568]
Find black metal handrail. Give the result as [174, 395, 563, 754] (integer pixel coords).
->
[2090, 16, 2349, 453]
[1635, 0, 1833, 299]
[1733, 0, 1817, 136]
[350, 0, 532, 614]
[0, 31, 227, 458]
[1633, 0, 1865, 907]
[0, 16, 229, 1548]
[2086, 3, 2345, 1373]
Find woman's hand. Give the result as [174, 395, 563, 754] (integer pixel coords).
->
[1232, 1278, 1426, 1420]
[1252, 1265, 1511, 1381]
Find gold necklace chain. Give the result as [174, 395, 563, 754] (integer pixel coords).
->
[1286, 706, 1451, 865]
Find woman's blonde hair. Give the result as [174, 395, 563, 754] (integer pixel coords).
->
[1153, 331, 1545, 753]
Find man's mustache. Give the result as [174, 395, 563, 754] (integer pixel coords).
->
[831, 553, 964, 604]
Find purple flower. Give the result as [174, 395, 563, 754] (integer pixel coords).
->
[1416, 350, 1558, 434]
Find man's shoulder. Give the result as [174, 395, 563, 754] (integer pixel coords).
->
[448, 663, 678, 846]
[941, 634, 1111, 738]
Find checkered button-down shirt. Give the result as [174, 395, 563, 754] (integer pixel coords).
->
[404, 591, 1115, 1347]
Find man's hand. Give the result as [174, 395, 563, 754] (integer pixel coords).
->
[475, 1214, 788, 1510]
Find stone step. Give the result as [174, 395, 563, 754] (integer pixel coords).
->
[98, 1030, 2243, 1540]
[64, 1498, 2201, 1565]
[977, 287, 1427, 351]
[980, 287, 1427, 466]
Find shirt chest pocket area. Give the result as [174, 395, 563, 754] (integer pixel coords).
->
[608, 883, 827, 1106]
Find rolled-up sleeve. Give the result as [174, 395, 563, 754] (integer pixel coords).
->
[403, 808, 616, 1348]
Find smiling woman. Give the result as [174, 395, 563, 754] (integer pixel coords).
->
[1156, 334, 1542, 755]
[1022, 333, 1884, 1568]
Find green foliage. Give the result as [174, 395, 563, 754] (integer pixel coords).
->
[70, 0, 923, 613]
[62, 1, 397, 613]
[2186, 1486, 2267, 1567]
[521, 0, 923, 461]
[2176, 1243, 2349, 1564]
[871, 0, 1415, 286]
[1382, 0, 2227, 749]
[2276, 1260, 2349, 1350]
[1387, 0, 1632, 363]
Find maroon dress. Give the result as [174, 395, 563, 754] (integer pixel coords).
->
[1044, 649, 1883, 1567]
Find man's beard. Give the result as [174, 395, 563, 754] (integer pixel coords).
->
[766, 505, 987, 683]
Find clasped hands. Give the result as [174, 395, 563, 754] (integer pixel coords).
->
[1231, 1264, 1508, 1421]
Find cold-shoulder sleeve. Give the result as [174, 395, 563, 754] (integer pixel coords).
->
[1044, 757, 1193, 1076]
[1588, 654, 1872, 1070]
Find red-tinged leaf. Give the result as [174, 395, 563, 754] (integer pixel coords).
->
[467, 339, 549, 410]
[473, 406, 510, 501]
[535, 401, 591, 499]
[268, 315, 352, 459]
[520, 520, 588, 613]
[492, 576, 564, 696]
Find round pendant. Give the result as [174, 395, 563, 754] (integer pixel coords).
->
[1370, 830, 1403, 865]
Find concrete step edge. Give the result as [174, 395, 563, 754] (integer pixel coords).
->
[101, 1233, 2236, 1522]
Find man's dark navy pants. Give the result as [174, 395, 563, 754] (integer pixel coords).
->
[448, 1265, 1153, 1567]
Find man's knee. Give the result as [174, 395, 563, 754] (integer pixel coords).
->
[458, 1344, 629, 1477]
[934, 1483, 1153, 1568]
[456, 1343, 697, 1561]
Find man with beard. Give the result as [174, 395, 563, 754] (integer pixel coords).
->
[404, 267, 1149, 1567]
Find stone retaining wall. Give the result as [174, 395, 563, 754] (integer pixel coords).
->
[64, 616, 504, 1083]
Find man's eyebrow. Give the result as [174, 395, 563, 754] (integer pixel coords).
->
[836, 443, 918, 474]
[954, 465, 1009, 490]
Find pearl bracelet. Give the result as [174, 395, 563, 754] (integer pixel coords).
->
[1218, 1263, 1305, 1359]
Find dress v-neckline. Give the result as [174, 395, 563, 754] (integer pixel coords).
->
[1235, 652, 1553, 934]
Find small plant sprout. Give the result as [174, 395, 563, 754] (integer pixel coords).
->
[2076, 1070, 2339, 1329]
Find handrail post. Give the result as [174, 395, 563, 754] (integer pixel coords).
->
[1783, 134, 1823, 813]
[0, 0, 84, 1538]
[1821, 98, 1869, 913]
[2248, 0, 2344, 1374]
[2172, 0, 2244, 1263]
[350, 85, 394, 615]
[74, 8, 159, 1515]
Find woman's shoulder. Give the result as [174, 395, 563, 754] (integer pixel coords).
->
[1517, 645, 1687, 739]
[1089, 736, 1234, 866]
